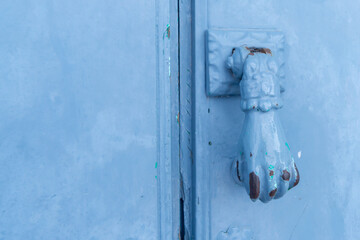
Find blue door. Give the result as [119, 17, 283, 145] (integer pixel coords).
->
[1, 1, 360, 240]
[0, 1, 180, 239]
[191, 0, 360, 239]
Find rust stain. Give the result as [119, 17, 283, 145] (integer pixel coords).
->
[269, 170, 274, 177]
[282, 170, 290, 181]
[293, 163, 300, 187]
[289, 164, 300, 190]
[166, 24, 170, 38]
[250, 152, 253, 157]
[246, 46, 272, 56]
[249, 172, 260, 200]
[269, 188, 277, 198]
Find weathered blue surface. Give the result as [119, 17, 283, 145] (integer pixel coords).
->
[193, 0, 360, 239]
[0, 1, 178, 239]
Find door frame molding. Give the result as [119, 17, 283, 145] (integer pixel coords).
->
[156, 0, 181, 239]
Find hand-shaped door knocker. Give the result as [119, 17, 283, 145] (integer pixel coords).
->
[227, 46, 300, 203]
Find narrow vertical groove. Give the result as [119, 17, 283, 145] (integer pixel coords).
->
[180, 198, 185, 240]
[190, 1, 196, 238]
[177, 1, 185, 240]
[154, 1, 161, 239]
[156, 0, 180, 238]
[179, 0, 194, 239]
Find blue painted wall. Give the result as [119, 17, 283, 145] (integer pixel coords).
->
[0, 1, 161, 239]
[193, 0, 360, 239]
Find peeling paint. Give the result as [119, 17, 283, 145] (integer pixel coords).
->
[285, 142, 290, 151]
[166, 24, 170, 38]
[176, 113, 180, 124]
[168, 57, 171, 78]
[162, 24, 170, 40]
[245, 46, 272, 55]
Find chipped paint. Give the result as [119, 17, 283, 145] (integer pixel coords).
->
[155, 162, 158, 179]
[162, 24, 170, 40]
[166, 24, 170, 38]
[245, 46, 272, 55]
[168, 57, 171, 78]
[285, 142, 290, 151]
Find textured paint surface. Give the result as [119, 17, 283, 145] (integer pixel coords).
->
[193, 0, 360, 239]
[0, 0, 178, 239]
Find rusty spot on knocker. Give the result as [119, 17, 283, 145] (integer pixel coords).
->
[289, 164, 300, 190]
[293, 163, 300, 187]
[294, 163, 300, 187]
[282, 170, 290, 181]
[246, 47, 272, 56]
[249, 172, 260, 200]
[269, 188, 277, 198]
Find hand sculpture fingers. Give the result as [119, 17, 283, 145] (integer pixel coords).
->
[267, 167, 278, 200]
[274, 168, 291, 199]
[234, 156, 300, 203]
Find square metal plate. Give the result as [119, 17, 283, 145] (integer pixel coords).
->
[206, 29, 285, 97]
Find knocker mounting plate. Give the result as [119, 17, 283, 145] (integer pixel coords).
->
[206, 29, 285, 97]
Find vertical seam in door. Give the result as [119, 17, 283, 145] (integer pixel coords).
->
[179, 0, 194, 239]
[177, 0, 185, 239]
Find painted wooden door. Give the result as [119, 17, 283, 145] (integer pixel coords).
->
[0, 0, 180, 239]
[191, 0, 360, 239]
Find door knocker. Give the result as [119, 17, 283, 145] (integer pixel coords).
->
[227, 46, 300, 203]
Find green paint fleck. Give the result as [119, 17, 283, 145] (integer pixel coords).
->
[269, 165, 274, 170]
[285, 142, 290, 151]
[155, 175, 157, 179]
[163, 24, 171, 40]
[240, 151, 242, 155]
[265, 152, 268, 155]
[155, 162, 158, 169]
[176, 113, 179, 123]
